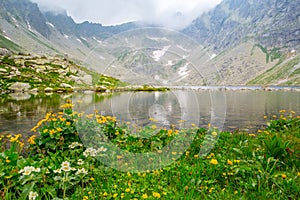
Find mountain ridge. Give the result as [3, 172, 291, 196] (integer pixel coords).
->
[0, 0, 299, 86]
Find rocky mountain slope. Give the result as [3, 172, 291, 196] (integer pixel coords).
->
[183, 0, 300, 53]
[0, 53, 125, 93]
[0, 0, 299, 86]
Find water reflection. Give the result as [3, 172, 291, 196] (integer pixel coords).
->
[0, 90, 299, 135]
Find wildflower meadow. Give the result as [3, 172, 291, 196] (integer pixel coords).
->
[0, 101, 299, 199]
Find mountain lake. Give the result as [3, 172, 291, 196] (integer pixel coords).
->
[0, 87, 299, 136]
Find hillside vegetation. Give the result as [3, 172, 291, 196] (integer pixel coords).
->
[249, 53, 300, 85]
[0, 54, 125, 92]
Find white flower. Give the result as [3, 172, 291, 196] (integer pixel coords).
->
[61, 161, 70, 168]
[29, 191, 38, 200]
[77, 159, 84, 165]
[76, 168, 88, 175]
[34, 168, 41, 173]
[53, 168, 62, 174]
[61, 166, 71, 172]
[98, 146, 107, 152]
[19, 166, 39, 176]
[69, 142, 83, 149]
[83, 148, 98, 157]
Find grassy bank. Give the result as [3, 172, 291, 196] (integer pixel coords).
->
[0, 103, 299, 199]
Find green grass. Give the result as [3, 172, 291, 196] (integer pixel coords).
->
[248, 54, 300, 85]
[0, 55, 127, 92]
[252, 44, 283, 64]
[0, 34, 22, 52]
[0, 104, 299, 199]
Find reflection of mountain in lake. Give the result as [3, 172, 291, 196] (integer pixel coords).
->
[0, 90, 299, 135]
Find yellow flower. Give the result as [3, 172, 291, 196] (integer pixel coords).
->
[194, 154, 199, 158]
[263, 115, 268, 119]
[10, 135, 19, 142]
[83, 196, 88, 200]
[167, 129, 173, 136]
[210, 159, 218, 165]
[28, 135, 37, 145]
[88, 191, 92, 195]
[43, 129, 48, 133]
[282, 174, 287, 179]
[49, 129, 56, 135]
[142, 194, 148, 199]
[18, 141, 25, 148]
[90, 177, 95, 181]
[279, 110, 286, 113]
[172, 152, 177, 155]
[234, 160, 241, 163]
[152, 192, 161, 198]
[125, 188, 131, 193]
[113, 193, 118, 198]
[127, 172, 131, 177]
[60, 103, 74, 109]
[6, 157, 10, 163]
[297, 172, 300, 177]
[227, 160, 233, 166]
[60, 117, 66, 122]
[117, 155, 123, 159]
[103, 192, 108, 197]
[56, 128, 63, 132]
[151, 124, 157, 129]
[290, 110, 296, 115]
[66, 122, 71, 126]
[211, 131, 218, 137]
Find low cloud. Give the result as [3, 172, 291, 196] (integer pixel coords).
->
[31, 0, 222, 29]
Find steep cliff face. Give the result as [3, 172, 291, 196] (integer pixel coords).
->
[43, 12, 137, 39]
[0, 0, 50, 38]
[183, 0, 300, 52]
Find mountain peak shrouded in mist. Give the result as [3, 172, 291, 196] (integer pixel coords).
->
[30, 0, 222, 29]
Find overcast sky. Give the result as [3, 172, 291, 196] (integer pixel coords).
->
[31, 0, 222, 29]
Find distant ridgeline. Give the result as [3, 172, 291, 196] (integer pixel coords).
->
[0, 0, 299, 85]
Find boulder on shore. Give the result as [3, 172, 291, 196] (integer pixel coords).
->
[8, 82, 31, 92]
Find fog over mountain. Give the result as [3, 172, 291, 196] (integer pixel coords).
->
[30, 0, 222, 29]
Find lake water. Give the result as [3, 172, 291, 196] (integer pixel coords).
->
[0, 89, 299, 135]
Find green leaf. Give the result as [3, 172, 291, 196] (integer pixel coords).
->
[20, 182, 35, 200]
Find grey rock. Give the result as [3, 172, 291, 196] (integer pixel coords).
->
[0, 68, 7, 73]
[0, 48, 12, 56]
[30, 88, 39, 94]
[60, 83, 73, 88]
[44, 87, 54, 92]
[81, 75, 93, 85]
[9, 93, 31, 101]
[8, 82, 31, 92]
[184, 0, 300, 53]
